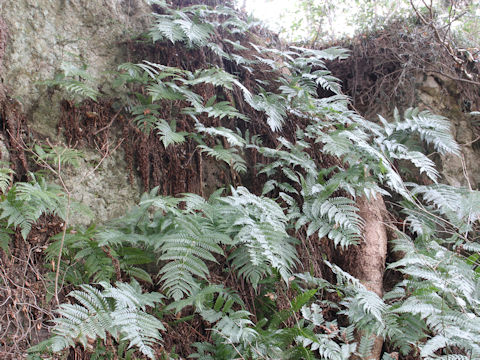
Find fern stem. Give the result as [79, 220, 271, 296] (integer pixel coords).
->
[215, 332, 247, 360]
[54, 193, 70, 305]
[101, 246, 122, 281]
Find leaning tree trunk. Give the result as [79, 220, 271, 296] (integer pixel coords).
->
[343, 195, 388, 360]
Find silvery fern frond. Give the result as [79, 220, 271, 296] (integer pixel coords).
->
[50, 281, 164, 359]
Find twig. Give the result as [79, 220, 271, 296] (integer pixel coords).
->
[461, 153, 472, 191]
[93, 108, 123, 135]
[459, 135, 480, 146]
[409, 0, 464, 65]
[54, 193, 71, 305]
[421, 68, 480, 86]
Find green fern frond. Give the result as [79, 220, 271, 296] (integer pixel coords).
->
[255, 141, 317, 176]
[249, 91, 287, 132]
[411, 184, 480, 224]
[33, 144, 84, 168]
[50, 281, 164, 359]
[0, 166, 13, 194]
[147, 82, 186, 101]
[209, 310, 258, 344]
[157, 216, 224, 300]
[195, 121, 246, 148]
[149, 9, 213, 47]
[300, 196, 363, 248]
[290, 46, 350, 61]
[156, 119, 188, 148]
[198, 144, 247, 173]
[64, 80, 100, 101]
[187, 97, 248, 121]
[356, 335, 375, 359]
[0, 175, 67, 239]
[186, 67, 238, 90]
[393, 108, 460, 155]
[41, 62, 100, 101]
[224, 187, 299, 287]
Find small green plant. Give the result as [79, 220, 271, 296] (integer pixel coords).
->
[0, 173, 67, 239]
[41, 62, 100, 102]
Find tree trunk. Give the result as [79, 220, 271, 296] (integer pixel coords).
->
[342, 195, 388, 360]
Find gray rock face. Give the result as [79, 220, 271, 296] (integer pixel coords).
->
[416, 73, 480, 189]
[62, 147, 142, 226]
[1, 0, 151, 131]
[0, 0, 150, 224]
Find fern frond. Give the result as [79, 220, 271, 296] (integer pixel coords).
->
[411, 184, 480, 224]
[157, 216, 224, 300]
[301, 196, 363, 248]
[149, 9, 213, 47]
[63, 80, 100, 101]
[209, 310, 258, 344]
[149, 15, 189, 43]
[188, 98, 248, 121]
[356, 335, 375, 359]
[50, 281, 164, 359]
[0, 167, 13, 194]
[0, 175, 67, 239]
[224, 187, 298, 287]
[186, 67, 238, 90]
[147, 81, 186, 101]
[394, 108, 460, 155]
[33, 144, 84, 168]
[155, 119, 188, 148]
[198, 144, 247, 173]
[42, 62, 100, 101]
[111, 309, 164, 359]
[249, 91, 287, 132]
[290, 46, 350, 61]
[195, 121, 246, 147]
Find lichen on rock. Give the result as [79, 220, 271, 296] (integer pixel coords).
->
[0, 0, 151, 136]
[0, 0, 152, 221]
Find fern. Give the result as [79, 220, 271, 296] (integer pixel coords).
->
[384, 233, 480, 358]
[0, 174, 67, 239]
[33, 144, 84, 168]
[45, 226, 155, 289]
[130, 102, 163, 133]
[198, 144, 247, 173]
[149, 7, 214, 47]
[249, 90, 288, 132]
[102, 186, 300, 301]
[156, 216, 224, 300]
[120, 60, 249, 143]
[195, 121, 246, 148]
[185, 67, 239, 90]
[301, 197, 364, 248]
[389, 107, 460, 155]
[0, 166, 13, 194]
[31, 2, 480, 359]
[223, 187, 299, 287]
[156, 119, 188, 148]
[49, 281, 164, 359]
[411, 184, 480, 225]
[41, 62, 100, 101]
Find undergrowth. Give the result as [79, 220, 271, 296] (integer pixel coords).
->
[0, 1, 479, 360]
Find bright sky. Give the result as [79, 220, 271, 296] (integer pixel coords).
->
[240, 0, 427, 41]
[241, 0, 356, 40]
[243, 0, 294, 31]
